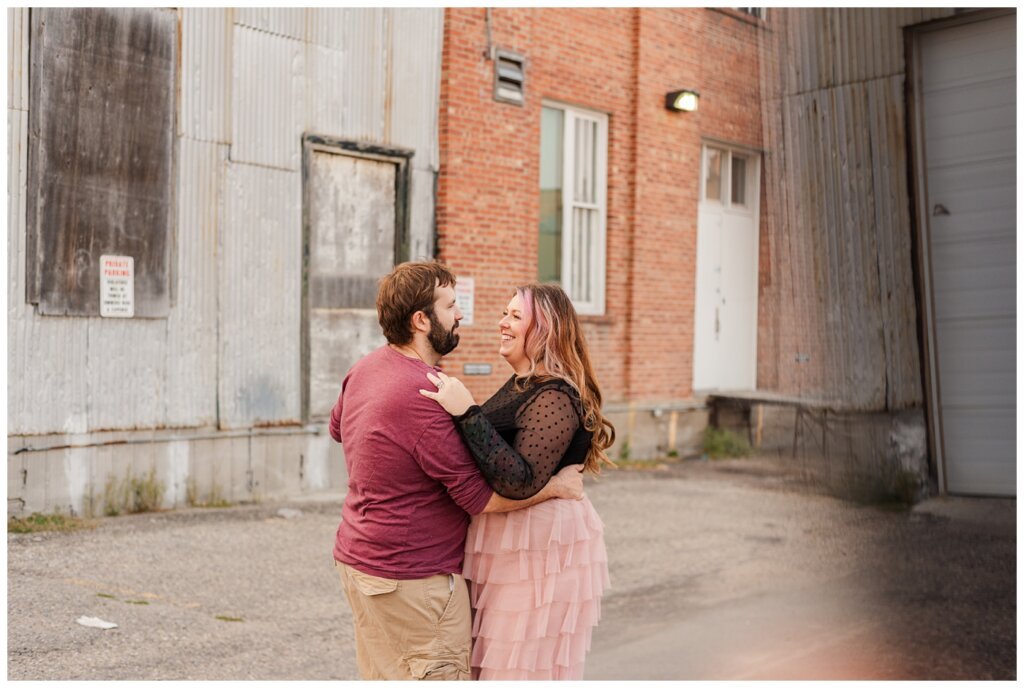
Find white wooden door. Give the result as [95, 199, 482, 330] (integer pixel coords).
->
[693, 145, 760, 391]
[917, 13, 1016, 495]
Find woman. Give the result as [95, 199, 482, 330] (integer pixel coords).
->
[420, 283, 614, 680]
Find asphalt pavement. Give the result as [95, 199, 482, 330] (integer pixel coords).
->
[7, 455, 1016, 680]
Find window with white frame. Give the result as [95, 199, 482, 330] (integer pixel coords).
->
[703, 145, 756, 212]
[539, 102, 608, 315]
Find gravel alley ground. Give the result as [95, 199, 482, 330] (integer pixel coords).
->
[7, 455, 1016, 680]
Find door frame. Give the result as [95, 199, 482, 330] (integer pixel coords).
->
[693, 140, 762, 392]
[905, 8, 1016, 494]
[299, 134, 413, 422]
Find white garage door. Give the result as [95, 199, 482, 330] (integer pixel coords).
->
[918, 13, 1016, 496]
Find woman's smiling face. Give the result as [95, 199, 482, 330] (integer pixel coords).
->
[498, 292, 531, 374]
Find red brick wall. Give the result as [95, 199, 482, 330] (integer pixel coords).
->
[438, 8, 763, 405]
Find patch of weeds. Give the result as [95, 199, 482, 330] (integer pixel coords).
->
[125, 600, 150, 605]
[617, 440, 632, 462]
[83, 487, 100, 520]
[130, 470, 165, 513]
[97, 593, 117, 600]
[186, 479, 234, 509]
[618, 452, 684, 471]
[702, 426, 751, 459]
[215, 615, 244, 622]
[666, 448, 680, 458]
[8, 512, 95, 534]
[848, 469, 924, 509]
[103, 475, 129, 516]
[103, 469, 165, 516]
[618, 459, 668, 471]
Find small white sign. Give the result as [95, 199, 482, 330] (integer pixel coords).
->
[100, 255, 134, 318]
[455, 277, 474, 327]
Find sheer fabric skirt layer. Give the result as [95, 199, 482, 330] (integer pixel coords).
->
[464, 494, 609, 680]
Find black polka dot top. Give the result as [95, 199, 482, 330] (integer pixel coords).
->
[455, 375, 593, 500]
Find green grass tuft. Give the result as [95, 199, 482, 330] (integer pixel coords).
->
[103, 469, 165, 516]
[617, 440, 632, 462]
[8, 512, 94, 534]
[186, 479, 234, 509]
[702, 426, 751, 459]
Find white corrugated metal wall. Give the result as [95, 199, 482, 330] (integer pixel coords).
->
[8, 8, 443, 438]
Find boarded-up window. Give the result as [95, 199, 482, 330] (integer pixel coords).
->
[26, 8, 177, 317]
[301, 136, 412, 420]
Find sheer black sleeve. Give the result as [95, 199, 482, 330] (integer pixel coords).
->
[455, 387, 580, 499]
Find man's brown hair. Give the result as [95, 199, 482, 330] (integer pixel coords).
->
[377, 261, 457, 345]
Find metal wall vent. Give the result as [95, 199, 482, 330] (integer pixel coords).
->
[494, 50, 525, 106]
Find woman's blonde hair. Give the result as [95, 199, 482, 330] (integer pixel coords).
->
[514, 283, 616, 474]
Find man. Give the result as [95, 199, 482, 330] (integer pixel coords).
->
[330, 261, 584, 680]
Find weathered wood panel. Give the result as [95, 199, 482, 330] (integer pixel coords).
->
[777, 7, 955, 95]
[756, 8, 946, 410]
[27, 8, 176, 317]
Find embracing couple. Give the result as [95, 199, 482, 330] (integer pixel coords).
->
[329, 261, 614, 680]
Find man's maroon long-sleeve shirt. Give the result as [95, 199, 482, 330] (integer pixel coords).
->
[331, 345, 494, 579]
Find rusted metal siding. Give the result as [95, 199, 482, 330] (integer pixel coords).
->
[758, 8, 956, 411]
[409, 168, 437, 260]
[391, 8, 442, 257]
[304, 9, 399, 148]
[231, 25, 304, 170]
[7, 12, 93, 435]
[85, 319, 169, 430]
[165, 139, 225, 428]
[305, 41, 349, 142]
[302, 7, 441, 257]
[180, 8, 232, 143]
[390, 8, 443, 172]
[9, 8, 443, 436]
[235, 7, 305, 40]
[219, 163, 302, 428]
[337, 9, 388, 143]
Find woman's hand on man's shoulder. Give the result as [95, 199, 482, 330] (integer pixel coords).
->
[419, 371, 477, 417]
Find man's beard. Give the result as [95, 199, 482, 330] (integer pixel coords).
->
[427, 310, 459, 356]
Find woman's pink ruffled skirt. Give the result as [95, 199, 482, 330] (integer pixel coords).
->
[464, 494, 609, 680]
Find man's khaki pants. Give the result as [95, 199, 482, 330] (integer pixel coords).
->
[336, 561, 472, 680]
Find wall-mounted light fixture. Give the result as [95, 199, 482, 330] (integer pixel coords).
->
[665, 89, 699, 113]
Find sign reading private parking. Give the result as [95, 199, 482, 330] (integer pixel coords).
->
[455, 277, 474, 327]
[100, 255, 135, 318]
